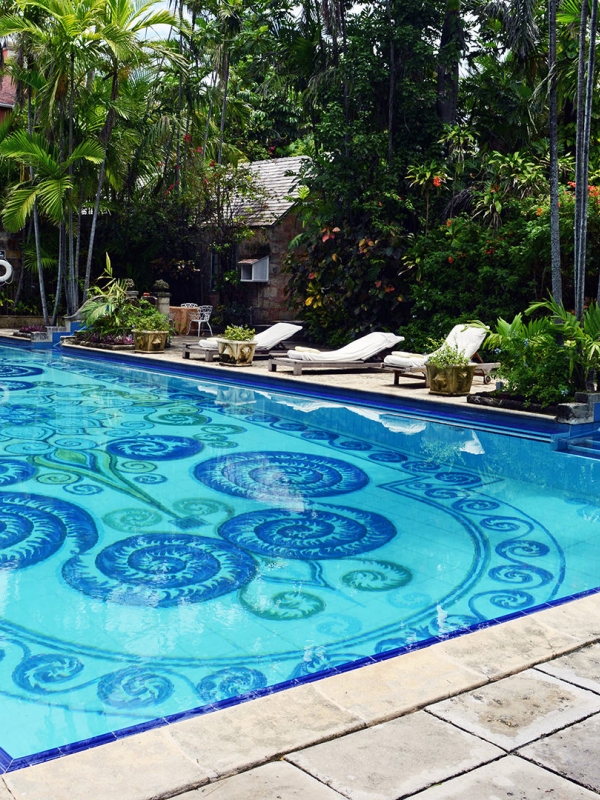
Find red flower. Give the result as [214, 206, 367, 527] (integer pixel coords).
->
[433, 176, 442, 188]
[183, 133, 192, 143]
[448, 256, 454, 263]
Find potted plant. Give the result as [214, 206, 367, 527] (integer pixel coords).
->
[425, 343, 476, 396]
[128, 300, 170, 353]
[75, 257, 135, 349]
[216, 325, 257, 366]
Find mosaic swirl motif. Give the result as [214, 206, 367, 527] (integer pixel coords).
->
[98, 667, 174, 708]
[194, 452, 368, 499]
[0, 492, 98, 570]
[219, 504, 396, 560]
[62, 533, 256, 607]
[0, 460, 36, 486]
[196, 667, 267, 703]
[0, 364, 44, 378]
[13, 654, 84, 694]
[106, 435, 204, 461]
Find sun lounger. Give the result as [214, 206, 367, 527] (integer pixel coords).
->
[183, 322, 302, 361]
[383, 324, 499, 385]
[268, 331, 404, 376]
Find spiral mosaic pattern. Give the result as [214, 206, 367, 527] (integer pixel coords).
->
[196, 667, 267, 703]
[0, 364, 44, 378]
[0, 459, 36, 486]
[194, 452, 368, 499]
[62, 533, 256, 607]
[13, 654, 84, 694]
[0, 492, 98, 570]
[219, 504, 396, 560]
[98, 667, 174, 708]
[106, 435, 204, 461]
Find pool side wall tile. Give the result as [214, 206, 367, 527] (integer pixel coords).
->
[3, 728, 210, 800]
[166, 682, 366, 780]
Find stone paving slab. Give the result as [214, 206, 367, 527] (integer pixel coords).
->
[428, 669, 600, 751]
[536, 642, 600, 694]
[435, 613, 582, 680]
[519, 713, 600, 793]
[313, 648, 487, 725]
[285, 710, 503, 800]
[3, 727, 209, 800]
[0, 779, 13, 800]
[167, 683, 365, 780]
[408, 755, 600, 799]
[178, 761, 345, 799]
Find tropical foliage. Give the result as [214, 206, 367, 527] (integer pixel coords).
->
[1, 0, 600, 346]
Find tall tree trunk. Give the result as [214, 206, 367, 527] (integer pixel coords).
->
[67, 49, 77, 315]
[436, 0, 462, 124]
[574, 0, 589, 319]
[217, 50, 229, 165]
[27, 78, 49, 323]
[548, 0, 561, 303]
[52, 221, 66, 324]
[386, 0, 395, 163]
[84, 71, 118, 297]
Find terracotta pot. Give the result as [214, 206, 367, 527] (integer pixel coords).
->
[426, 364, 476, 396]
[133, 330, 168, 353]
[216, 338, 257, 366]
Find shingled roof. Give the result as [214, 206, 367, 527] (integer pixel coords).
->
[245, 156, 309, 226]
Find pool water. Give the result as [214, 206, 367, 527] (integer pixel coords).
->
[0, 346, 599, 769]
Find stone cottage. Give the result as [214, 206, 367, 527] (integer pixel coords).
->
[223, 155, 308, 324]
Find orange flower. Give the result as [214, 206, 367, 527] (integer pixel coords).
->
[433, 176, 442, 188]
[536, 208, 543, 216]
[448, 256, 454, 263]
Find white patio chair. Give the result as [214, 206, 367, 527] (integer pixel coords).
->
[187, 305, 213, 337]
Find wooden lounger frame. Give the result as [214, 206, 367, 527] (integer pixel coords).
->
[268, 358, 387, 376]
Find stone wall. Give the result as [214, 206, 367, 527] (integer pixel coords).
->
[238, 211, 302, 324]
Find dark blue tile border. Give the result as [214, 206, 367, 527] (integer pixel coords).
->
[0, 339, 598, 771]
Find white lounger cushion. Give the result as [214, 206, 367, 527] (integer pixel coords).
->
[192, 323, 302, 352]
[286, 331, 403, 362]
[383, 325, 487, 369]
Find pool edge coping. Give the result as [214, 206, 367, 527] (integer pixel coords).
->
[3, 592, 600, 798]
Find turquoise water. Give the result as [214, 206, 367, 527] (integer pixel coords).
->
[0, 346, 599, 768]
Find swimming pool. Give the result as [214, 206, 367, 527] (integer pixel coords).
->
[0, 344, 599, 770]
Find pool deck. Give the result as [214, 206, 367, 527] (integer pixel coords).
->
[1, 334, 600, 798]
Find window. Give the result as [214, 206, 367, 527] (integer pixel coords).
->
[239, 256, 269, 283]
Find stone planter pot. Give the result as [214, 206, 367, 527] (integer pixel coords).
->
[426, 364, 476, 396]
[133, 330, 168, 353]
[216, 338, 257, 366]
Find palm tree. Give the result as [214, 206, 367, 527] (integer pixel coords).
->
[83, 0, 178, 297]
